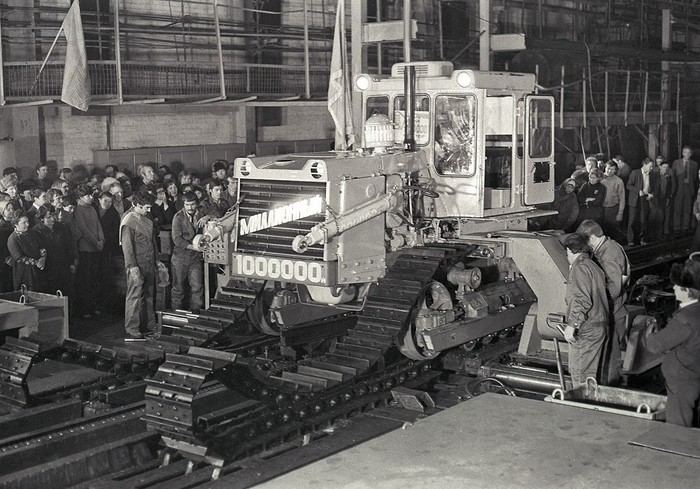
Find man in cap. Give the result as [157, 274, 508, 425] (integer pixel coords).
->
[645, 253, 700, 427]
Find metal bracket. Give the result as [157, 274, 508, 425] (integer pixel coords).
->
[0, 337, 40, 407]
[391, 386, 436, 412]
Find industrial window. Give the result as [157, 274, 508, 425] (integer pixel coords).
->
[434, 95, 477, 176]
[81, 0, 112, 61]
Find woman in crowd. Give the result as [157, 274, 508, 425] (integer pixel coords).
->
[152, 184, 176, 226]
[166, 180, 183, 211]
[0, 201, 15, 292]
[33, 206, 76, 295]
[178, 170, 193, 187]
[7, 210, 47, 291]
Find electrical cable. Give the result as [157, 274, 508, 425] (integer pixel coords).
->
[464, 377, 517, 399]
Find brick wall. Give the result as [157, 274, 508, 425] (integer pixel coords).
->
[1, 101, 334, 175]
[37, 105, 248, 171]
[259, 104, 333, 141]
[43, 108, 108, 173]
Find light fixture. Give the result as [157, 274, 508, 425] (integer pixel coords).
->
[355, 75, 371, 91]
[456, 71, 472, 88]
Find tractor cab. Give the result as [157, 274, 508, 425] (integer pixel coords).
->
[356, 62, 555, 220]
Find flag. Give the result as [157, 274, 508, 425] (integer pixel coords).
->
[327, 1, 354, 150]
[61, 1, 91, 111]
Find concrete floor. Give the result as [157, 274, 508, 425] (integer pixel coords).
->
[260, 393, 700, 489]
[71, 312, 128, 344]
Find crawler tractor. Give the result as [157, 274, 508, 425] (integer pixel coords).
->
[196, 61, 569, 361]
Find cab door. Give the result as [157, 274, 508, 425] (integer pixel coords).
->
[523, 95, 555, 205]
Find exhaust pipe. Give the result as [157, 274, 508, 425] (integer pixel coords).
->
[403, 65, 416, 152]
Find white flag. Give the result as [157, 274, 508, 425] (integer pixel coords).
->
[61, 1, 91, 111]
[327, 1, 354, 150]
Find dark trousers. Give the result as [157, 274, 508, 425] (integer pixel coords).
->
[603, 205, 626, 244]
[662, 202, 674, 236]
[76, 251, 100, 316]
[648, 203, 665, 242]
[0, 263, 12, 293]
[664, 373, 700, 427]
[171, 254, 204, 311]
[568, 322, 607, 387]
[628, 201, 651, 244]
[693, 220, 700, 253]
[97, 251, 115, 311]
[673, 186, 694, 232]
[601, 303, 627, 386]
[578, 206, 604, 228]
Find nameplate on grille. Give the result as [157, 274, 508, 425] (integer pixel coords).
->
[238, 195, 324, 236]
[231, 253, 332, 285]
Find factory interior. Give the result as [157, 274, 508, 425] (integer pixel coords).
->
[1, 1, 700, 488]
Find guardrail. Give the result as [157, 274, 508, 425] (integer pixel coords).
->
[2, 60, 330, 102]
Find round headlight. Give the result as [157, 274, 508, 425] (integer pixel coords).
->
[456, 71, 472, 88]
[238, 159, 251, 176]
[309, 161, 326, 179]
[355, 75, 371, 91]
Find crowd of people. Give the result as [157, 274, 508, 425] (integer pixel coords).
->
[542, 147, 700, 251]
[0, 159, 238, 340]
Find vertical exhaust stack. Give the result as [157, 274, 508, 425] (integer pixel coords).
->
[403, 65, 416, 152]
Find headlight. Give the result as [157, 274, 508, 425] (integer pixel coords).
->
[355, 74, 371, 91]
[309, 161, 326, 180]
[238, 159, 251, 176]
[456, 71, 472, 88]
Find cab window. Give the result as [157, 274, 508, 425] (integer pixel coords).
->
[528, 98, 552, 159]
[434, 95, 477, 176]
[393, 95, 430, 146]
[366, 96, 389, 118]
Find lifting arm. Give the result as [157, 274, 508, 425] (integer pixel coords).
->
[292, 189, 401, 253]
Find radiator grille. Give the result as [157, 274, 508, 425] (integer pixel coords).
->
[236, 179, 326, 259]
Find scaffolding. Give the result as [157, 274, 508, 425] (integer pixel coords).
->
[1, 0, 700, 159]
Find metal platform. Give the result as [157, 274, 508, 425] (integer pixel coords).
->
[259, 393, 700, 489]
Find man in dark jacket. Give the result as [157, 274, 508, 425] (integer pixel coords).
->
[654, 160, 676, 238]
[74, 184, 105, 319]
[627, 158, 659, 245]
[671, 145, 699, 234]
[171, 192, 206, 311]
[121, 190, 159, 340]
[563, 233, 610, 387]
[109, 182, 132, 218]
[577, 220, 631, 386]
[96, 191, 121, 312]
[199, 180, 229, 222]
[646, 255, 700, 427]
